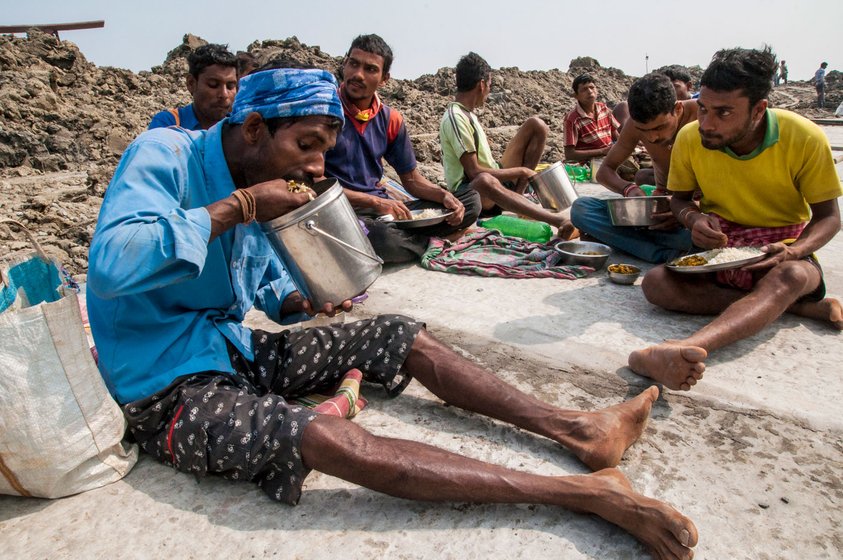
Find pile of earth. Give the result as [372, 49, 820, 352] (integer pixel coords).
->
[1, 31, 839, 276]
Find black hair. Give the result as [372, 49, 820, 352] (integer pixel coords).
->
[821, 62, 828, 68]
[187, 43, 237, 78]
[455, 52, 491, 92]
[347, 34, 394, 75]
[700, 47, 777, 107]
[235, 52, 258, 78]
[655, 64, 692, 84]
[628, 73, 677, 123]
[572, 73, 595, 95]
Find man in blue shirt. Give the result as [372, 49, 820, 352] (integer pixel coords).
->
[148, 44, 238, 131]
[87, 67, 696, 558]
[325, 34, 481, 263]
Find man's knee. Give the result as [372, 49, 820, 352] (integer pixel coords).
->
[470, 172, 501, 195]
[760, 261, 820, 297]
[640, 266, 674, 305]
[522, 116, 549, 140]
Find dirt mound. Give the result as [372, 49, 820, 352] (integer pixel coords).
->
[0, 32, 839, 275]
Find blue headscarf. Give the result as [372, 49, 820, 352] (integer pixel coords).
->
[229, 68, 344, 125]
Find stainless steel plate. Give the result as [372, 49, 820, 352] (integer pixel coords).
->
[392, 209, 454, 229]
[666, 249, 768, 273]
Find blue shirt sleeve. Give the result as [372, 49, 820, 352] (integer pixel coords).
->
[87, 136, 212, 299]
[148, 110, 177, 130]
[253, 257, 310, 324]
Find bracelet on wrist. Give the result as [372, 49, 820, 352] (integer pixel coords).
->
[677, 206, 701, 228]
[231, 189, 257, 224]
[622, 183, 638, 197]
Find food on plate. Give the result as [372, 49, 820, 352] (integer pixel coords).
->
[608, 264, 638, 274]
[412, 208, 442, 220]
[672, 247, 764, 267]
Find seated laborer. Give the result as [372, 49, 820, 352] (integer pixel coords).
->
[571, 73, 698, 263]
[628, 47, 843, 391]
[324, 34, 480, 263]
[86, 65, 697, 560]
[148, 44, 238, 131]
[563, 73, 619, 164]
[439, 52, 578, 240]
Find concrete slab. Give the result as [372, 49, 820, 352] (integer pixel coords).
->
[2, 131, 842, 560]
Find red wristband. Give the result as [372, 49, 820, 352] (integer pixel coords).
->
[622, 183, 638, 197]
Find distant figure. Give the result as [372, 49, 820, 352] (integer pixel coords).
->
[779, 60, 788, 85]
[773, 63, 781, 87]
[439, 52, 578, 239]
[236, 51, 258, 78]
[628, 47, 842, 391]
[564, 73, 619, 163]
[656, 65, 695, 100]
[814, 62, 828, 109]
[148, 44, 238, 131]
[323, 34, 480, 263]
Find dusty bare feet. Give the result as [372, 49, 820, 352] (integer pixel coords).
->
[565, 386, 659, 471]
[628, 343, 707, 391]
[789, 297, 843, 330]
[584, 468, 698, 560]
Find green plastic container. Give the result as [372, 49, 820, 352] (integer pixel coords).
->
[564, 163, 592, 183]
[639, 184, 657, 196]
[479, 215, 552, 243]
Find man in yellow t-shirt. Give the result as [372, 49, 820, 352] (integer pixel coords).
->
[628, 47, 843, 391]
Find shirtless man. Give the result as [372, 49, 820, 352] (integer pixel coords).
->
[628, 47, 843, 390]
[571, 73, 698, 262]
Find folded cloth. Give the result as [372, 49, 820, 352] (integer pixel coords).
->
[293, 368, 367, 418]
[713, 214, 805, 290]
[421, 230, 591, 279]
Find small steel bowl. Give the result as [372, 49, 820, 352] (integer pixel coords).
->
[554, 240, 612, 269]
[607, 263, 642, 285]
[606, 196, 670, 226]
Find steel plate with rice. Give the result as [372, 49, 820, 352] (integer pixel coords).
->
[391, 209, 454, 229]
[666, 247, 768, 273]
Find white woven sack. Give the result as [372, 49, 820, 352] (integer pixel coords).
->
[0, 224, 137, 498]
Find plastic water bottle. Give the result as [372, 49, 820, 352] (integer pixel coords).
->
[478, 215, 552, 243]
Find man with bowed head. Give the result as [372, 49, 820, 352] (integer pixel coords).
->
[87, 65, 697, 560]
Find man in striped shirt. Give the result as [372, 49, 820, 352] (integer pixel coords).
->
[564, 73, 619, 163]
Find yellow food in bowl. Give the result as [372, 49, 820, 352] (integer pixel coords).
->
[608, 264, 638, 274]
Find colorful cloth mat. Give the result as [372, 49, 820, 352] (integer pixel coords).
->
[421, 230, 592, 279]
[293, 368, 368, 419]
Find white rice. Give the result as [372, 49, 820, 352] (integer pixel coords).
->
[413, 208, 442, 220]
[706, 246, 763, 265]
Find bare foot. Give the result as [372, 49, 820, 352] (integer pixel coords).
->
[565, 386, 659, 470]
[628, 343, 707, 391]
[583, 468, 698, 560]
[556, 223, 580, 240]
[789, 297, 843, 331]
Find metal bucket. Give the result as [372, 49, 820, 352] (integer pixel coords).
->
[529, 161, 579, 212]
[260, 179, 383, 309]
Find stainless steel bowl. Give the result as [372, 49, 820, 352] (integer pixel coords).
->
[554, 240, 611, 269]
[607, 263, 641, 285]
[606, 196, 670, 226]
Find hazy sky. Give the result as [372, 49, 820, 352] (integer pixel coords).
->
[4, 0, 841, 81]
